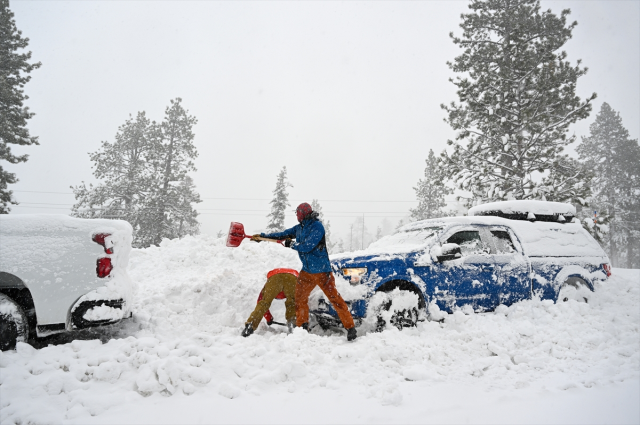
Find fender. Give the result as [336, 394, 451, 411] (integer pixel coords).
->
[553, 265, 601, 293]
[372, 273, 413, 292]
[0, 272, 27, 289]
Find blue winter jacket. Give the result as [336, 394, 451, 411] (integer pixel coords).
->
[261, 218, 332, 274]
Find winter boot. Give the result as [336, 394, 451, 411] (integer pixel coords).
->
[301, 322, 309, 332]
[287, 320, 295, 334]
[241, 323, 254, 337]
[347, 327, 357, 341]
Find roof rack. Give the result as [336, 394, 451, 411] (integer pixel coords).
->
[470, 210, 574, 223]
[468, 200, 575, 223]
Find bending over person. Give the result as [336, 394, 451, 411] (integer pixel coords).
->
[242, 268, 298, 337]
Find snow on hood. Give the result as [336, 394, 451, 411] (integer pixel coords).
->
[0, 235, 637, 424]
[469, 200, 576, 217]
[332, 226, 443, 261]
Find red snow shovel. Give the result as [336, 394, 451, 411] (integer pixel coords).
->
[226, 222, 283, 247]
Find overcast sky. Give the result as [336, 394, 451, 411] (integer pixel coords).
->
[6, 0, 640, 243]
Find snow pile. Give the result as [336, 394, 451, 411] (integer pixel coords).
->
[0, 235, 638, 424]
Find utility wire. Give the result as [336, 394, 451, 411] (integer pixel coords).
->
[15, 202, 414, 213]
[11, 190, 436, 203]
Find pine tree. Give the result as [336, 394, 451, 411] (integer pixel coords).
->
[0, 0, 41, 213]
[71, 100, 201, 248]
[440, 0, 595, 205]
[150, 98, 199, 246]
[266, 166, 292, 232]
[410, 149, 452, 220]
[311, 199, 333, 252]
[71, 112, 156, 228]
[577, 103, 640, 267]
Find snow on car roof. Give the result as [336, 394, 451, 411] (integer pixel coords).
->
[0, 213, 133, 234]
[468, 200, 576, 217]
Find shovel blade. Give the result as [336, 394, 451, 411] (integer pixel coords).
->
[226, 222, 247, 247]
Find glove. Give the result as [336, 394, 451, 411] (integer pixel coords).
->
[251, 234, 262, 242]
[284, 238, 293, 248]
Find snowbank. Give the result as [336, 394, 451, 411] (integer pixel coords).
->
[0, 235, 638, 424]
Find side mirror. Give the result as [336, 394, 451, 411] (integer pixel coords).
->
[431, 243, 462, 262]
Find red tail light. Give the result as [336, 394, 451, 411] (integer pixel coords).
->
[97, 258, 113, 278]
[602, 263, 611, 278]
[93, 233, 114, 254]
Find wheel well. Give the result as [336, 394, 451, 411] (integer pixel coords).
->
[563, 275, 594, 292]
[375, 280, 427, 310]
[0, 288, 37, 333]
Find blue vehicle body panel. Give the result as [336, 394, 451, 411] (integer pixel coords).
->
[312, 217, 609, 322]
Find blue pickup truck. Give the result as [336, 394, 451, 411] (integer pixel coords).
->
[311, 201, 610, 330]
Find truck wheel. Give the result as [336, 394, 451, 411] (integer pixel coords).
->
[557, 277, 592, 303]
[376, 289, 421, 332]
[0, 294, 29, 351]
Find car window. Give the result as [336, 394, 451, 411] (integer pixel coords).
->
[490, 230, 516, 254]
[446, 231, 486, 256]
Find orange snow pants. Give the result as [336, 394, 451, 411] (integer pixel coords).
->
[296, 271, 355, 329]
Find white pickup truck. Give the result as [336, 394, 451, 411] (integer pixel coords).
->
[0, 215, 135, 350]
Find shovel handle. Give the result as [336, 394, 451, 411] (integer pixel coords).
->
[251, 236, 284, 244]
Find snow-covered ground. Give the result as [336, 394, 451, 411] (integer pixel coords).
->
[1, 235, 639, 424]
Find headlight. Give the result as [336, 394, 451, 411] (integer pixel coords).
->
[342, 267, 367, 284]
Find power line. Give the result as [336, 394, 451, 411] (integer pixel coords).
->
[9, 205, 409, 218]
[15, 202, 415, 213]
[12, 190, 424, 203]
[13, 190, 75, 195]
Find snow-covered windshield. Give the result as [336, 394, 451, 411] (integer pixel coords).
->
[366, 227, 443, 254]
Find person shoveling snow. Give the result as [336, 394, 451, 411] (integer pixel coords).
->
[253, 202, 358, 341]
[242, 268, 298, 337]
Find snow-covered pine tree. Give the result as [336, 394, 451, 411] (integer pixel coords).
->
[71, 112, 156, 240]
[311, 199, 334, 252]
[71, 100, 201, 248]
[440, 0, 595, 204]
[0, 1, 41, 213]
[266, 166, 292, 232]
[410, 149, 452, 220]
[139, 175, 201, 245]
[577, 103, 640, 267]
[149, 98, 200, 246]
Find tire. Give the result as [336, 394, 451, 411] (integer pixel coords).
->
[557, 277, 593, 303]
[376, 289, 422, 332]
[0, 293, 29, 351]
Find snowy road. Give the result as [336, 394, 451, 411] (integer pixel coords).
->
[1, 236, 639, 424]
